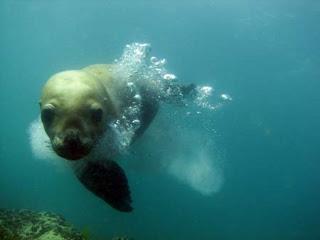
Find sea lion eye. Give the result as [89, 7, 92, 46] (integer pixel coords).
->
[41, 106, 55, 125]
[91, 107, 103, 123]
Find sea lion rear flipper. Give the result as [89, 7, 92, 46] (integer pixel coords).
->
[75, 160, 132, 212]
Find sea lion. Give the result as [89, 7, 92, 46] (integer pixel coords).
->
[39, 63, 195, 212]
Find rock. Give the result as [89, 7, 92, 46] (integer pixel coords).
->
[0, 209, 84, 240]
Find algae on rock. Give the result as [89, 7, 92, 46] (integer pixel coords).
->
[0, 209, 84, 240]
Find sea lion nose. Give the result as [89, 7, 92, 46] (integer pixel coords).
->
[63, 129, 81, 148]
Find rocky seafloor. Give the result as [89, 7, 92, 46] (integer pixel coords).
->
[0, 209, 131, 240]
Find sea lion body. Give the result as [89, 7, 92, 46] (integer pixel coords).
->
[39, 64, 160, 211]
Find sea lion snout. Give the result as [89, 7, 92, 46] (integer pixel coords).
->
[52, 129, 93, 160]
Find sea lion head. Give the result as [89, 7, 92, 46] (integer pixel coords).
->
[39, 70, 116, 160]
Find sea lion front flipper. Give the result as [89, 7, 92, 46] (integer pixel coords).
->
[75, 160, 133, 212]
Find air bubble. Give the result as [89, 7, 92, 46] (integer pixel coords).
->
[132, 119, 140, 125]
[221, 94, 232, 101]
[199, 86, 213, 96]
[134, 94, 141, 100]
[163, 73, 176, 81]
[150, 56, 158, 64]
[155, 59, 166, 66]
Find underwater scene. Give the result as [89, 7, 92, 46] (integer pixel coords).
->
[0, 0, 319, 239]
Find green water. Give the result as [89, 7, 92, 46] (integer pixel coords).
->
[0, 0, 319, 239]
